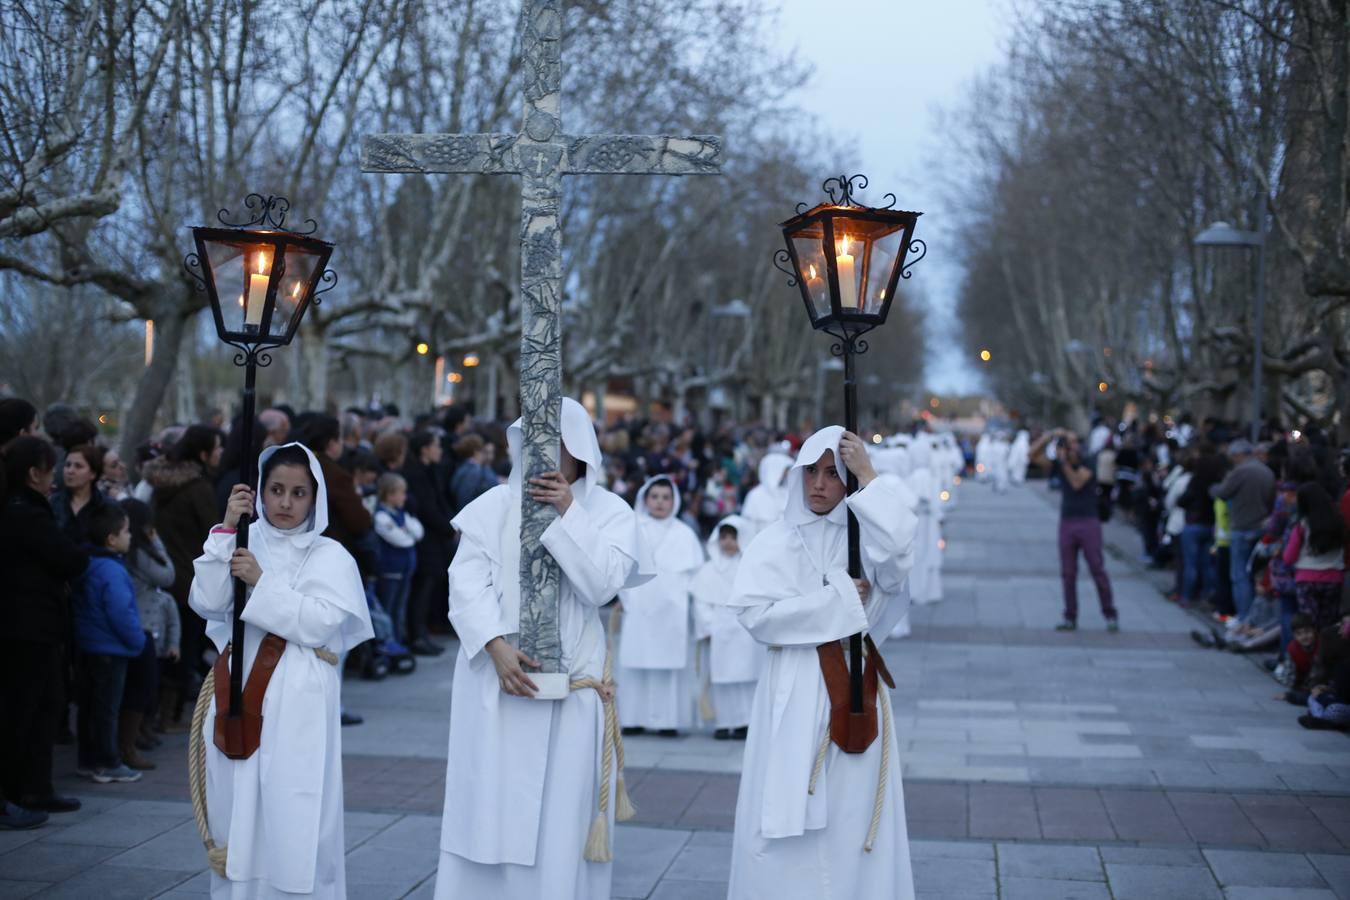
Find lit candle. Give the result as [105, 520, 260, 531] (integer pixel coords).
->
[836, 234, 858, 310]
[245, 252, 269, 329]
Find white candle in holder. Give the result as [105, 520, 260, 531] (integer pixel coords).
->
[836, 235, 858, 310]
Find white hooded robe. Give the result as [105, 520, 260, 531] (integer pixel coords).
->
[617, 476, 705, 731]
[741, 452, 794, 540]
[190, 443, 374, 900]
[726, 427, 919, 900]
[906, 436, 944, 605]
[690, 514, 764, 730]
[433, 398, 646, 900]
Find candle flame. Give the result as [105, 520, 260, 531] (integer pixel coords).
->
[839, 234, 850, 256]
[291, 281, 302, 299]
[880, 288, 886, 300]
[808, 264, 817, 280]
[255, 252, 267, 275]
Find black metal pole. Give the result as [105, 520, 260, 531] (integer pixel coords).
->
[842, 342, 864, 714]
[228, 355, 258, 718]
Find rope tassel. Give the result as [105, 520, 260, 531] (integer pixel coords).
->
[575, 609, 635, 862]
[189, 667, 228, 876]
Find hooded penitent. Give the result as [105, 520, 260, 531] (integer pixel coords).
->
[725, 426, 920, 899]
[690, 514, 763, 685]
[434, 397, 647, 900]
[189, 442, 373, 897]
[741, 452, 795, 538]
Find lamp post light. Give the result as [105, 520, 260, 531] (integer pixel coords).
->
[184, 194, 335, 739]
[1195, 218, 1267, 442]
[774, 173, 925, 731]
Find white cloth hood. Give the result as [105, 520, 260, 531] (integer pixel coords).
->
[784, 426, 851, 527]
[908, 435, 933, 469]
[254, 442, 328, 551]
[705, 513, 751, 573]
[636, 474, 683, 521]
[756, 453, 794, 493]
[506, 397, 603, 502]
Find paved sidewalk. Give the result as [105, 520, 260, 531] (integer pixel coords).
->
[2, 479, 1348, 898]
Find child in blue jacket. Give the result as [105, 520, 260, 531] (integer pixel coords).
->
[73, 504, 145, 783]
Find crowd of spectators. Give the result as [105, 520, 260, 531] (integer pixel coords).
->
[1081, 414, 1350, 733]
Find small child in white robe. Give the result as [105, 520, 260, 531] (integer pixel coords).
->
[690, 515, 763, 739]
[617, 476, 705, 736]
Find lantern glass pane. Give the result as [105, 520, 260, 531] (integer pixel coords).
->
[271, 244, 323, 339]
[206, 238, 276, 335]
[862, 226, 906, 315]
[791, 232, 831, 321]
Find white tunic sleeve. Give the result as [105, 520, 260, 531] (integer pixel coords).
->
[239, 549, 368, 649]
[540, 498, 636, 606]
[848, 474, 919, 595]
[446, 532, 505, 661]
[188, 529, 239, 626]
[735, 572, 868, 647]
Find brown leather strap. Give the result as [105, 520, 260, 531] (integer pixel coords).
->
[865, 635, 896, 690]
[214, 634, 288, 760]
[816, 640, 880, 753]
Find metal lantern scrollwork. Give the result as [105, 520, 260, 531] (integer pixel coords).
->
[185, 194, 337, 358]
[774, 174, 925, 349]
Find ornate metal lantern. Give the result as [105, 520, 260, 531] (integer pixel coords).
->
[186, 194, 336, 353]
[774, 174, 924, 345]
[773, 174, 925, 745]
[182, 194, 335, 736]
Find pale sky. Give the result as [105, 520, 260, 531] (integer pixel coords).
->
[772, 0, 1013, 394]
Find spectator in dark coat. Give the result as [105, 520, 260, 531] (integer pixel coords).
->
[0, 437, 88, 825]
[403, 431, 453, 655]
[1177, 446, 1225, 606]
[449, 434, 500, 511]
[50, 444, 107, 545]
[0, 398, 39, 448]
[145, 425, 221, 723]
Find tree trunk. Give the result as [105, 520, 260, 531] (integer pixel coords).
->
[119, 307, 189, 471]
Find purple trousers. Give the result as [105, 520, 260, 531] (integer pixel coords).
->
[1059, 517, 1117, 623]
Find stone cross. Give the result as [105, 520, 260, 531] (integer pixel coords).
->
[361, 0, 722, 681]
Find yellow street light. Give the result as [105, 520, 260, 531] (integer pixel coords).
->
[415, 342, 430, 356]
[979, 349, 991, 362]
[1098, 381, 1109, 393]
[463, 353, 480, 368]
[448, 372, 464, 384]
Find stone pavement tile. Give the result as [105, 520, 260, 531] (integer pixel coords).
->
[905, 764, 1030, 783]
[996, 843, 1105, 881]
[52, 810, 187, 848]
[104, 821, 202, 871]
[648, 881, 728, 900]
[910, 839, 994, 860]
[1167, 792, 1265, 846]
[904, 782, 967, 839]
[0, 882, 45, 899]
[1029, 765, 1159, 788]
[612, 825, 691, 900]
[0, 842, 121, 883]
[1235, 794, 1345, 851]
[1223, 890, 1339, 899]
[1105, 862, 1221, 899]
[1100, 846, 1207, 866]
[363, 813, 440, 853]
[26, 865, 192, 898]
[676, 778, 737, 829]
[163, 871, 208, 893]
[969, 784, 1039, 839]
[662, 842, 731, 883]
[0, 828, 52, 856]
[1100, 789, 1190, 842]
[401, 877, 436, 899]
[343, 839, 436, 897]
[1034, 788, 1116, 841]
[912, 857, 996, 896]
[1306, 854, 1350, 900]
[1204, 849, 1330, 888]
[1000, 876, 1111, 899]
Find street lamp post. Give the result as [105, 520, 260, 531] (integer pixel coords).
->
[1194, 217, 1267, 442]
[773, 174, 925, 746]
[184, 194, 335, 755]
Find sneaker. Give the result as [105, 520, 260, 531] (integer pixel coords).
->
[91, 764, 142, 784]
[1054, 620, 1077, 632]
[1190, 630, 1215, 648]
[0, 802, 47, 830]
[74, 765, 94, 779]
[20, 794, 81, 814]
[1107, 619, 1120, 633]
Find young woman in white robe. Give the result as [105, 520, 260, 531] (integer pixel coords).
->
[874, 445, 916, 640]
[433, 398, 647, 900]
[726, 427, 919, 900]
[741, 452, 794, 539]
[617, 476, 705, 734]
[190, 443, 374, 900]
[906, 436, 944, 606]
[1008, 430, 1031, 484]
[690, 514, 763, 738]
